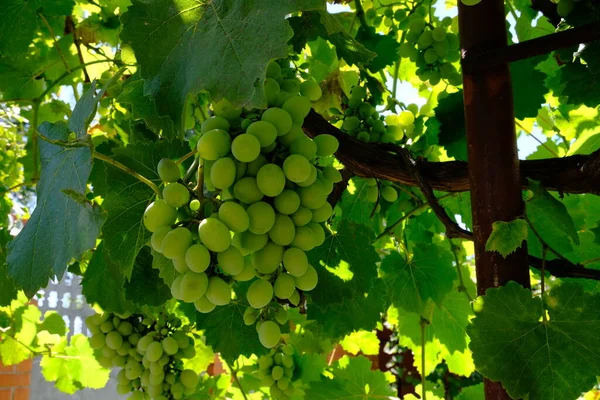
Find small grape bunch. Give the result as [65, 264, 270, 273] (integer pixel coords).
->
[86, 312, 199, 400]
[364, 178, 399, 205]
[256, 343, 298, 399]
[399, 15, 462, 86]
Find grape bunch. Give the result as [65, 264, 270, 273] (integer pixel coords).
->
[256, 342, 298, 399]
[364, 177, 399, 205]
[398, 15, 462, 86]
[143, 59, 340, 349]
[86, 312, 199, 400]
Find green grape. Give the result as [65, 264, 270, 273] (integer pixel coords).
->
[295, 265, 318, 291]
[198, 217, 231, 252]
[151, 226, 171, 253]
[265, 77, 281, 106]
[210, 157, 236, 189]
[266, 61, 282, 79]
[128, 333, 141, 347]
[290, 207, 312, 226]
[201, 116, 230, 133]
[313, 134, 339, 157]
[310, 202, 332, 223]
[194, 295, 216, 313]
[358, 102, 374, 119]
[212, 98, 242, 120]
[398, 111, 415, 127]
[247, 201, 276, 234]
[409, 18, 426, 33]
[116, 321, 133, 337]
[282, 248, 308, 277]
[246, 121, 278, 148]
[424, 48, 438, 64]
[170, 272, 184, 297]
[231, 133, 261, 163]
[282, 343, 294, 356]
[274, 306, 288, 325]
[440, 62, 457, 79]
[146, 341, 164, 363]
[218, 201, 249, 233]
[274, 190, 300, 215]
[296, 164, 317, 187]
[258, 321, 281, 348]
[100, 320, 114, 333]
[277, 377, 290, 390]
[129, 391, 145, 400]
[297, 182, 327, 209]
[90, 333, 106, 349]
[180, 369, 199, 389]
[143, 199, 177, 232]
[243, 306, 259, 325]
[238, 231, 269, 253]
[106, 330, 123, 350]
[137, 334, 154, 353]
[282, 154, 311, 183]
[381, 186, 398, 202]
[281, 78, 300, 93]
[233, 258, 256, 281]
[150, 371, 165, 386]
[257, 164, 286, 197]
[196, 129, 231, 161]
[322, 166, 342, 183]
[347, 97, 361, 109]
[342, 116, 360, 132]
[432, 26, 447, 42]
[272, 366, 284, 380]
[288, 290, 300, 306]
[460, 0, 482, 5]
[217, 246, 244, 275]
[185, 244, 211, 273]
[174, 259, 190, 275]
[357, 131, 370, 142]
[161, 227, 193, 260]
[251, 241, 284, 274]
[307, 223, 325, 247]
[259, 355, 274, 369]
[233, 177, 264, 204]
[116, 383, 131, 395]
[448, 72, 463, 86]
[350, 85, 366, 99]
[160, 340, 178, 360]
[179, 271, 208, 303]
[417, 30, 433, 49]
[291, 226, 316, 251]
[261, 107, 293, 136]
[446, 33, 460, 51]
[262, 141, 277, 154]
[235, 160, 247, 180]
[299, 78, 322, 101]
[268, 214, 296, 246]
[278, 124, 304, 147]
[157, 159, 181, 183]
[147, 384, 163, 398]
[162, 183, 190, 208]
[270, 384, 285, 398]
[204, 159, 215, 191]
[274, 273, 295, 299]
[172, 331, 190, 349]
[281, 96, 311, 124]
[433, 40, 448, 58]
[205, 276, 231, 306]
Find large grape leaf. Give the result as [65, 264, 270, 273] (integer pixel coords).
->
[90, 140, 187, 279]
[7, 122, 105, 296]
[305, 356, 395, 399]
[434, 92, 467, 161]
[560, 43, 600, 108]
[120, 0, 324, 128]
[355, 26, 399, 72]
[0, 231, 17, 306]
[510, 57, 549, 119]
[152, 249, 178, 287]
[468, 281, 600, 400]
[0, 61, 46, 101]
[124, 246, 171, 306]
[430, 289, 472, 354]
[485, 219, 528, 258]
[0, 304, 40, 365]
[307, 220, 386, 338]
[526, 179, 579, 255]
[380, 244, 456, 315]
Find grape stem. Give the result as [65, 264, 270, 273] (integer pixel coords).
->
[450, 241, 474, 302]
[224, 359, 249, 400]
[93, 152, 162, 197]
[420, 317, 429, 400]
[541, 247, 548, 323]
[176, 149, 198, 165]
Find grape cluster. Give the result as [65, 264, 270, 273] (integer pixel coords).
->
[143, 60, 340, 349]
[86, 312, 199, 400]
[398, 15, 462, 86]
[364, 178, 399, 204]
[256, 343, 298, 399]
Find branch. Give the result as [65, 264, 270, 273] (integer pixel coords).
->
[462, 21, 600, 73]
[327, 168, 352, 207]
[302, 110, 600, 195]
[93, 152, 161, 197]
[529, 256, 600, 280]
[65, 16, 90, 83]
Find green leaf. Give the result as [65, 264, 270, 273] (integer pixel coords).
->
[526, 179, 579, 254]
[485, 218, 528, 258]
[560, 43, 600, 108]
[152, 249, 178, 287]
[355, 26, 399, 72]
[455, 384, 484, 400]
[340, 330, 379, 356]
[0, 304, 40, 365]
[307, 220, 386, 338]
[90, 140, 187, 279]
[381, 244, 456, 315]
[295, 353, 328, 384]
[430, 289, 473, 354]
[0, 231, 18, 306]
[337, 178, 382, 232]
[81, 242, 137, 314]
[124, 246, 171, 307]
[7, 122, 106, 296]
[120, 0, 324, 127]
[117, 76, 176, 139]
[0, 0, 39, 56]
[434, 92, 467, 161]
[40, 334, 110, 394]
[510, 57, 549, 120]
[468, 281, 600, 400]
[305, 355, 395, 399]
[0, 61, 46, 101]
[37, 311, 67, 336]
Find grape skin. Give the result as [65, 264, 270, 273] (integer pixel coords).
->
[231, 133, 261, 162]
[274, 273, 296, 299]
[179, 271, 209, 303]
[246, 121, 278, 148]
[210, 157, 237, 189]
[198, 217, 231, 252]
[205, 277, 231, 306]
[274, 190, 301, 215]
[217, 246, 244, 275]
[157, 159, 181, 183]
[194, 295, 216, 313]
[247, 279, 274, 309]
[185, 244, 210, 273]
[233, 177, 264, 204]
[268, 214, 296, 246]
[218, 201, 250, 233]
[282, 248, 309, 277]
[282, 154, 311, 183]
[247, 202, 276, 234]
[256, 164, 286, 197]
[313, 134, 339, 157]
[251, 242, 284, 274]
[258, 321, 281, 348]
[163, 183, 190, 208]
[143, 200, 177, 233]
[261, 108, 293, 136]
[161, 228, 193, 260]
[196, 129, 231, 160]
[295, 265, 318, 291]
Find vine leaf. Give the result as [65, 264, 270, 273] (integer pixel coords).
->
[560, 43, 600, 108]
[455, 383, 484, 400]
[152, 249, 178, 287]
[468, 281, 600, 400]
[7, 122, 106, 296]
[0, 62, 45, 101]
[510, 57, 549, 120]
[305, 356, 395, 399]
[380, 244, 456, 315]
[295, 353, 328, 384]
[120, 0, 324, 128]
[123, 246, 171, 307]
[307, 220, 386, 338]
[430, 289, 473, 354]
[485, 219, 528, 258]
[434, 91, 467, 161]
[526, 179, 579, 254]
[355, 26, 399, 72]
[0, 303, 40, 365]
